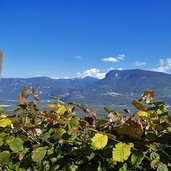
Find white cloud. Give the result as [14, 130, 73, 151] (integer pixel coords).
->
[75, 56, 82, 59]
[77, 68, 106, 79]
[116, 54, 125, 60]
[102, 57, 118, 63]
[51, 77, 59, 79]
[135, 61, 146, 66]
[153, 58, 171, 73]
[108, 67, 114, 71]
[101, 54, 125, 63]
[63, 77, 69, 79]
[107, 67, 123, 71]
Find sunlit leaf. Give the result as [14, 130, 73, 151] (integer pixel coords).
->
[0, 114, 7, 118]
[21, 87, 31, 98]
[47, 147, 54, 156]
[32, 147, 46, 163]
[58, 99, 65, 105]
[7, 138, 24, 153]
[48, 103, 58, 108]
[0, 151, 10, 164]
[157, 164, 168, 171]
[0, 118, 11, 127]
[68, 128, 78, 135]
[57, 105, 67, 115]
[55, 128, 66, 138]
[150, 159, 161, 169]
[91, 133, 108, 150]
[68, 118, 79, 129]
[132, 100, 147, 111]
[112, 142, 134, 162]
[150, 152, 160, 160]
[137, 111, 148, 118]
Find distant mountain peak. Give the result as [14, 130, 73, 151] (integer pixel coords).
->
[1, 69, 171, 106]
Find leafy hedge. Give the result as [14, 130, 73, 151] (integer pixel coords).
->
[0, 88, 171, 171]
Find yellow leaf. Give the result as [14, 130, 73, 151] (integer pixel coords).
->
[48, 103, 58, 108]
[57, 100, 65, 105]
[137, 111, 148, 118]
[91, 133, 108, 150]
[0, 114, 7, 119]
[112, 142, 134, 162]
[57, 105, 67, 115]
[0, 118, 12, 128]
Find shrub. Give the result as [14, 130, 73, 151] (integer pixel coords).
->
[0, 88, 170, 170]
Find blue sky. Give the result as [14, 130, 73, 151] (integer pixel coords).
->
[0, 0, 171, 79]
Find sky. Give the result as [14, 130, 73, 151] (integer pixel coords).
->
[0, 0, 171, 79]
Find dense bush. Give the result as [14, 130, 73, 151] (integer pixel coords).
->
[0, 87, 171, 170]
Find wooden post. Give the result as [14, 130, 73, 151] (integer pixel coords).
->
[0, 50, 3, 79]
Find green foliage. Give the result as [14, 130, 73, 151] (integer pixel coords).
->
[0, 88, 170, 170]
[32, 147, 46, 163]
[0, 151, 10, 164]
[7, 137, 24, 153]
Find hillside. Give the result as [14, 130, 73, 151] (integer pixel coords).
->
[1, 69, 171, 105]
[0, 76, 98, 100]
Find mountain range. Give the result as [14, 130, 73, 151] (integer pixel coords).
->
[1, 69, 171, 105]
